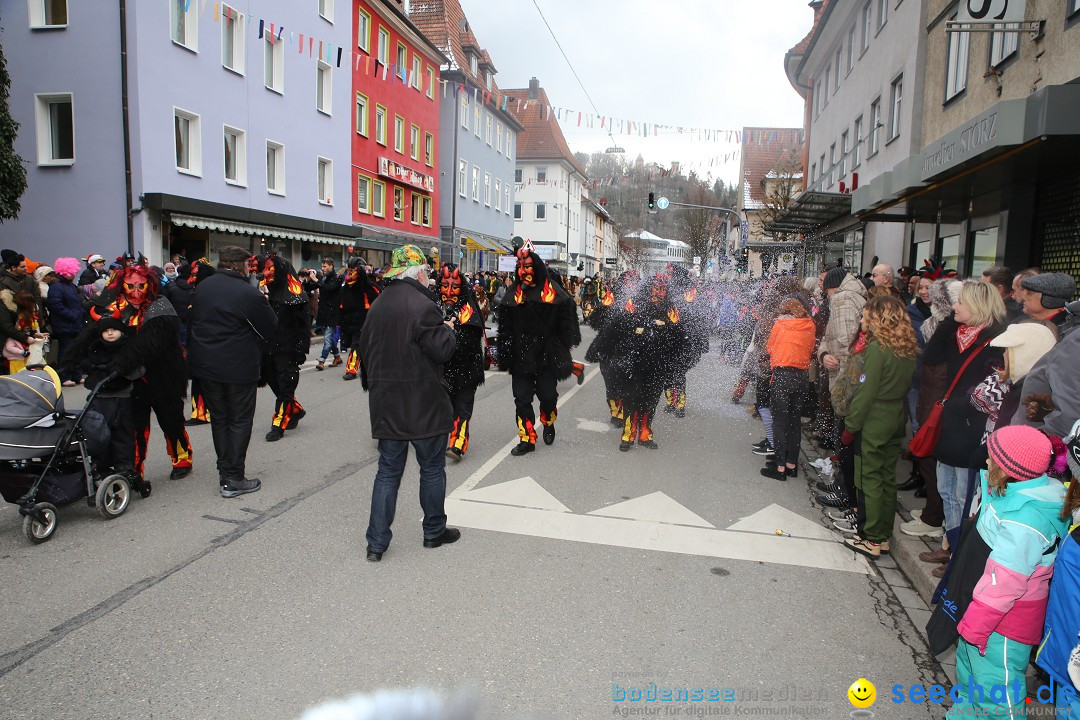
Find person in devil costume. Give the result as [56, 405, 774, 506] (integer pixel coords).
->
[186, 259, 215, 426]
[79, 262, 193, 481]
[496, 243, 581, 456]
[585, 269, 641, 427]
[663, 264, 709, 418]
[338, 257, 381, 385]
[253, 253, 311, 442]
[436, 264, 486, 462]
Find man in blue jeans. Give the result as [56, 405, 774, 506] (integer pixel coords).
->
[359, 245, 460, 561]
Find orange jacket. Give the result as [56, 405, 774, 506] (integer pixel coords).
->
[766, 316, 817, 370]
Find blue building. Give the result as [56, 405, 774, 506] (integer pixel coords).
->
[1, 1, 357, 268]
[410, 0, 521, 273]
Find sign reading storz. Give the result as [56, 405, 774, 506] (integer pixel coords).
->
[957, 0, 1026, 23]
[378, 157, 435, 192]
[920, 98, 1026, 181]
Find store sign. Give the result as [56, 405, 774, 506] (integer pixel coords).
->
[958, 0, 1025, 23]
[378, 157, 435, 192]
[605, 257, 617, 266]
[920, 98, 1026, 181]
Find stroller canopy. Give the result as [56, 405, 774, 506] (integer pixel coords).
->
[0, 367, 64, 429]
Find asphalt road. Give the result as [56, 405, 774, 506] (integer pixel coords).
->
[0, 327, 948, 719]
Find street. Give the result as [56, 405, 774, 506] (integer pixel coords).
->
[0, 328, 948, 719]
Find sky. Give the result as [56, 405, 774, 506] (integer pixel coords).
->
[457, 0, 813, 186]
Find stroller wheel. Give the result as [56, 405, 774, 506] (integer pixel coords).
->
[23, 503, 58, 544]
[138, 482, 152, 499]
[95, 474, 131, 520]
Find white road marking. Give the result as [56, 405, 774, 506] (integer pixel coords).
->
[575, 417, 613, 433]
[725, 503, 838, 542]
[448, 365, 601, 498]
[458, 476, 571, 512]
[587, 491, 715, 528]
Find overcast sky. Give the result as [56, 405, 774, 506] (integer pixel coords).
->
[459, 0, 812, 185]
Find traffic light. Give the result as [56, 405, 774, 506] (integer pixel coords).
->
[648, 192, 655, 210]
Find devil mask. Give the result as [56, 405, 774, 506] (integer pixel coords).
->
[345, 258, 362, 286]
[650, 273, 669, 304]
[516, 251, 537, 287]
[440, 265, 465, 305]
[261, 257, 277, 286]
[122, 267, 153, 306]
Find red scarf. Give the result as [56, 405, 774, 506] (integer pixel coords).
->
[956, 324, 985, 353]
[852, 331, 868, 355]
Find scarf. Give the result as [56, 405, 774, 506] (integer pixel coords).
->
[956, 323, 985, 353]
[852, 331, 868, 355]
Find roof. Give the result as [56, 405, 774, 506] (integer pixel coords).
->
[784, 1, 831, 94]
[738, 127, 805, 209]
[373, 0, 449, 65]
[503, 85, 588, 178]
[762, 190, 852, 236]
[409, 0, 505, 107]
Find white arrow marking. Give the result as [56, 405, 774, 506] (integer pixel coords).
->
[576, 417, 613, 433]
[458, 476, 571, 512]
[725, 503, 837, 541]
[587, 491, 715, 528]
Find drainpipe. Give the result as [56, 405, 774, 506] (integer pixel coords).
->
[119, 0, 135, 256]
[450, 84, 461, 270]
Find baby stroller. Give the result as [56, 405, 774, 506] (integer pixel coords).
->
[0, 367, 149, 544]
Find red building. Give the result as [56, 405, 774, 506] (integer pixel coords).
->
[352, 0, 448, 263]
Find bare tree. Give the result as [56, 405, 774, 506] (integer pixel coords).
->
[749, 149, 803, 243]
[677, 184, 725, 265]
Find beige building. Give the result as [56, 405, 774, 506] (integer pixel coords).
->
[854, 0, 1080, 280]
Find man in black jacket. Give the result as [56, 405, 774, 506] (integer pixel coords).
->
[358, 244, 459, 562]
[187, 246, 278, 498]
[308, 257, 343, 371]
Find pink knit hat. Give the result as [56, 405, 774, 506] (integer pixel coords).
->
[987, 426, 1053, 481]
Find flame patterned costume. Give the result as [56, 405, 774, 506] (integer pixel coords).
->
[254, 254, 311, 441]
[338, 258, 380, 386]
[585, 270, 641, 427]
[496, 246, 581, 455]
[436, 265, 486, 460]
[83, 265, 193, 479]
[186, 259, 214, 425]
[663, 265, 710, 417]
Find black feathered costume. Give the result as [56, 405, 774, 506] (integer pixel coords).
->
[663, 265, 710, 416]
[436, 264, 486, 459]
[338, 258, 381, 385]
[254, 254, 311, 439]
[496, 246, 581, 453]
[584, 269, 641, 426]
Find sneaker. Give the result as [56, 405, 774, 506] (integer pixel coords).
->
[752, 441, 774, 456]
[826, 508, 852, 522]
[834, 519, 858, 535]
[751, 438, 769, 451]
[900, 518, 944, 538]
[815, 481, 838, 493]
[221, 477, 261, 498]
[445, 447, 463, 462]
[845, 537, 882, 558]
[911, 508, 922, 520]
[61, 380, 77, 387]
[816, 492, 850, 509]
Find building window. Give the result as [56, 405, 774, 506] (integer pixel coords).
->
[427, 67, 435, 99]
[840, 130, 849, 179]
[823, 66, 830, 106]
[469, 54, 478, 76]
[421, 196, 431, 227]
[392, 186, 404, 221]
[377, 27, 389, 66]
[411, 56, 421, 90]
[1071, 0, 1080, 15]
[496, 123, 503, 155]
[356, 9, 371, 53]
[946, 16, 970, 100]
[170, 0, 197, 50]
[888, 74, 903, 141]
[355, 93, 368, 136]
[357, 174, 371, 214]
[514, 203, 522, 220]
[223, 126, 246, 185]
[514, 167, 523, 183]
[536, 203, 546, 220]
[818, 153, 825, 185]
[474, 104, 481, 138]
[396, 43, 407, 83]
[494, 179, 502, 211]
[869, 98, 881, 156]
[484, 172, 491, 206]
[266, 140, 284, 195]
[372, 180, 386, 217]
[846, 24, 856, 72]
[472, 165, 479, 201]
[828, 143, 836, 188]
[264, 35, 284, 94]
[316, 61, 332, 114]
[990, 23, 1019, 66]
[834, 48, 842, 91]
[173, 108, 200, 175]
[221, 6, 244, 74]
[853, 115, 863, 168]
[29, 0, 68, 27]
[458, 159, 467, 197]
[811, 162, 817, 183]
[485, 115, 493, 145]
[410, 192, 421, 224]
[861, 1, 872, 52]
[394, 115, 404, 154]
[485, 71, 492, 91]
[319, 0, 333, 22]
[408, 124, 419, 161]
[536, 167, 547, 183]
[503, 186, 509, 214]
[877, 0, 887, 30]
[505, 131, 512, 158]
[317, 157, 332, 204]
[424, 133, 433, 167]
[375, 105, 387, 145]
[35, 93, 74, 165]
[459, 93, 469, 128]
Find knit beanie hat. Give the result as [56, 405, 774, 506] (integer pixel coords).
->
[96, 316, 128, 336]
[1022, 272, 1077, 309]
[988, 425, 1053, 481]
[822, 266, 846, 291]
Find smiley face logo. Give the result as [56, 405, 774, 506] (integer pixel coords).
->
[847, 678, 876, 709]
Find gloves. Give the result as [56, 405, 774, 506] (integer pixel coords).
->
[840, 429, 856, 446]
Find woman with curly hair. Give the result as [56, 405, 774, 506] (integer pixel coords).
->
[842, 295, 918, 558]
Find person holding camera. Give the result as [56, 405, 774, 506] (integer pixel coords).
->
[305, 259, 344, 371]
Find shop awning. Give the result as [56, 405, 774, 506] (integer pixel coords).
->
[762, 191, 853, 236]
[171, 213, 354, 246]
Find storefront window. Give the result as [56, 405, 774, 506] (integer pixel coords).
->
[969, 227, 998, 277]
[940, 234, 960, 274]
[844, 229, 864, 274]
[913, 240, 931, 269]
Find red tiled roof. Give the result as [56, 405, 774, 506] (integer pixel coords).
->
[503, 86, 588, 178]
[788, 0, 830, 55]
[739, 127, 805, 208]
[409, 0, 505, 107]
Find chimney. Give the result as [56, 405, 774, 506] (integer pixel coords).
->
[528, 77, 540, 100]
